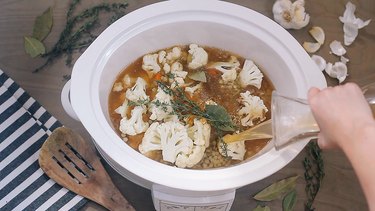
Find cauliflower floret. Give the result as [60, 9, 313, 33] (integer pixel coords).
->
[166, 47, 182, 61]
[238, 59, 264, 89]
[188, 44, 208, 69]
[112, 82, 123, 92]
[187, 118, 211, 147]
[238, 91, 268, 127]
[149, 86, 177, 121]
[125, 77, 149, 102]
[114, 98, 128, 118]
[175, 145, 206, 168]
[218, 140, 246, 160]
[169, 61, 188, 88]
[119, 105, 149, 136]
[208, 56, 240, 83]
[158, 50, 167, 64]
[142, 53, 161, 73]
[157, 121, 193, 163]
[139, 122, 162, 154]
[185, 83, 202, 97]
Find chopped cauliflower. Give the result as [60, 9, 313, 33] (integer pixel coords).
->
[119, 105, 149, 136]
[125, 77, 149, 102]
[185, 83, 202, 97]
[142, 54, 161, 73]
[175, 145, 206, 168]
[112, 82, 123, 92]
[157, 121, 193, 164]
[166, 47, 182, 61]
[218, 140, 246, 160]
[139, 122, 162, 154]
[149, 86, 177, 121]
[238, 91, 268, 127]
[272, 0, 310, 29]
[208, 56, 240, 83]
[158, 50, 167, 64]
[115, 98, 128, 118]
[188, 44, 208, 69]
[238, 59, 264, 89]
[169, 61, 188, 88]
[187, 118, 211, 147]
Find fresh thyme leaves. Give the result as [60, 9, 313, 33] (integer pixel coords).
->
[303, 141, 324, 211]
[128, 99, 150, 107]
[32, 0, 129, 72]
[155, 81, 236, 133]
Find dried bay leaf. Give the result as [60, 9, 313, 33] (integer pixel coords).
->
[253, 175, 299, 201]
[283, 190, 297, 211]
[24, 36, 46, 58]
[188, 71, 207, 82]
[32, 7, 53, 41]
[253, 205, 271, 211]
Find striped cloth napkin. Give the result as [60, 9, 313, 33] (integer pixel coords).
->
[0, 69, 87, 210]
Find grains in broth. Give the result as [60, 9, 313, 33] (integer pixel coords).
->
[108, 45, 274, 169]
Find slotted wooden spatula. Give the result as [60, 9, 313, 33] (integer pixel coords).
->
[38, 127, 135, 211]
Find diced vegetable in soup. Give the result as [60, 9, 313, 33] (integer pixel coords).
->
[108, 44, 274, 169]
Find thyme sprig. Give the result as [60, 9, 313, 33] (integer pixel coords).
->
[303, 141, 325, 210]
[156, 81, 236, 133]
[34, 0, 128, 72]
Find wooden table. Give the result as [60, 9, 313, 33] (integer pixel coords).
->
[1, 0, 373, 210]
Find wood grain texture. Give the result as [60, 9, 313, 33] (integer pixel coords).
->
[0, 0, 374, 210]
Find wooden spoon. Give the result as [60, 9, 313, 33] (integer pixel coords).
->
[38, 127, 135, 211]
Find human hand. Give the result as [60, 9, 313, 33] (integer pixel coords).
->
[308, 83, 374, 150]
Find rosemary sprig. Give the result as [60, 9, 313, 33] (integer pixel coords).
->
[303, 141, 325, 210]
[34, 0, 128, 72]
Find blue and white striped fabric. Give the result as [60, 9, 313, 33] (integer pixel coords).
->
[0, 69, 87, 210]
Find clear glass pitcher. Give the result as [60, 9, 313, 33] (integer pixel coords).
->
[223, 82, 375, 150]
[272, 82, 375, 150]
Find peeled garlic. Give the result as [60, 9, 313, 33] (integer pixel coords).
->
[272, 0, 310, 29]
[309, 26, 325, 45]
[329, 40, 347, 56]
[303, 42, 321, 53]
[325, 62, 348, 83]
[311, 55, 327, 71]
[339, 2, 371, 46]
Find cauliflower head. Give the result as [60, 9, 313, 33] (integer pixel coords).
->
[188, 44, 208, 69]
[142, 53, 161, 73]
[238, 59, 264, 89]
[119, 105, 149, 136]
[218, 140, 246, 160]
[238, 91, 268, 127]
[208, 56, 240, 83]
[125, 77, 149, 102]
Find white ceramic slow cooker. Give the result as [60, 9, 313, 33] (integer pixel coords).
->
[62, 0, 326, 210]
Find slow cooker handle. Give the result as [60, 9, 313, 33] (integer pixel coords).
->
[61, 80, 80, 121]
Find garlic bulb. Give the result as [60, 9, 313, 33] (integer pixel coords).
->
[272, 0, 310, 29]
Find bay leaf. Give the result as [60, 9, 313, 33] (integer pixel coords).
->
[283, 190, 297, 211]
[24, 36, 46, 58]
[253, 175, 299, 202]
[188, 71, 207, 82]
[253, 205, 271, 211]
[32, 7, 53, 41]
[205, 104, 235, 131]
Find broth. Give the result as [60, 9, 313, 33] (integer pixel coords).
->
[108, 45, 274, 169]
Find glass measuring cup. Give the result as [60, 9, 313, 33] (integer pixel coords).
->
[223, 82, 375, 150]
[273, 82, 375, 150]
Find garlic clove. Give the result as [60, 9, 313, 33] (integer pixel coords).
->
[324, 62, 348, 83]
[309, 26, 325, 45]
[329, 40, 347, 56]
[303, 42, 321, 53]
[311, 55, 327, 71]
[340, 55, 350, 64]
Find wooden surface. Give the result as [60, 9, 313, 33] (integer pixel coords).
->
[0, 0, 374, 210]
